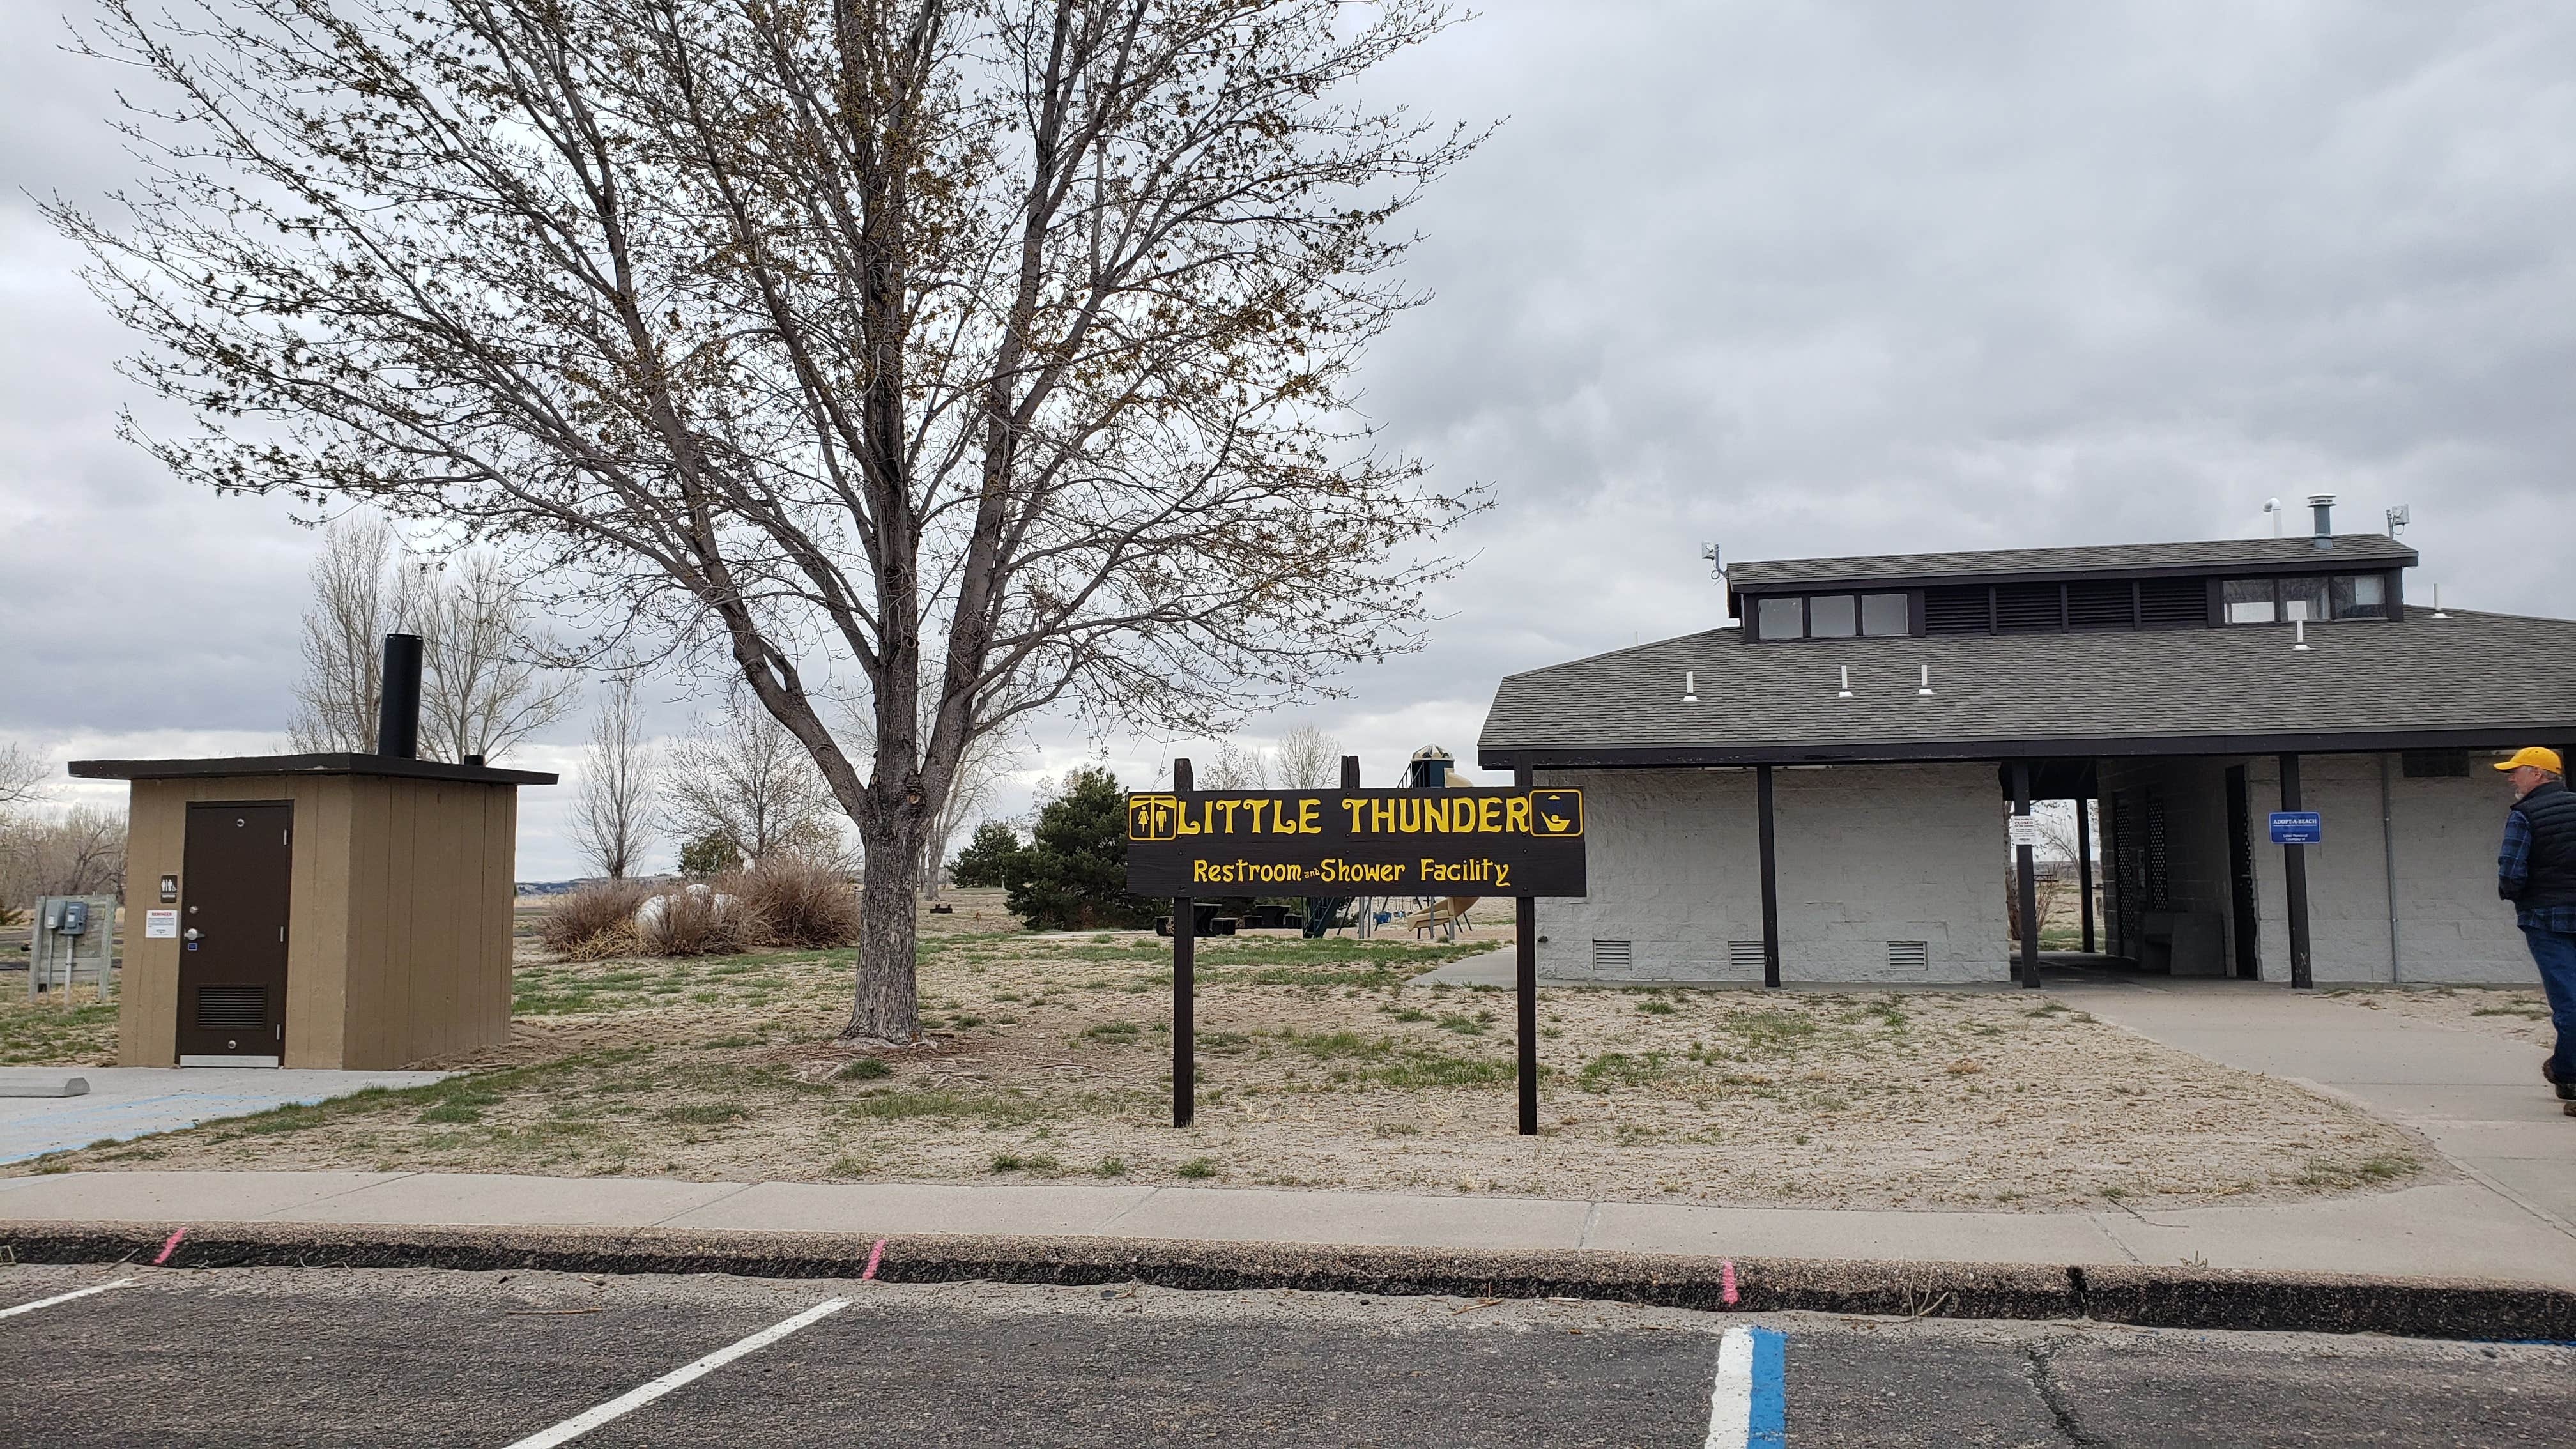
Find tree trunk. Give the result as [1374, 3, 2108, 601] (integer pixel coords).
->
[844, 813, 924, 1043]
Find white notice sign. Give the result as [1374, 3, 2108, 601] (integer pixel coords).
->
[2007, 816, 2043, 850]
[144, 909, 179, 939]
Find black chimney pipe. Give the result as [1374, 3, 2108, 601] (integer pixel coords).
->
[377, 632, 423, 759]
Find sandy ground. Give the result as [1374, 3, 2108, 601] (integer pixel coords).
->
[2324, 986, 2556, 1051]
[33, 891, 2430, 1211]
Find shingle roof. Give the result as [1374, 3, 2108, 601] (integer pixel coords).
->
[1478, 607, 2576, 767]
[1725, 535, 2416, 592]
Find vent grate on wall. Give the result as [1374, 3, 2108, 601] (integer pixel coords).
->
[1886, 940, 1931, 972]
[1728, 940, 1767, 973]
[2402, 749, 2469, 778]
[1922, 585, 1992, 634]
[195, 985, 268, 1030]
[2066, 580, 2136, 629]
[1993, 582, 2066, 632]
[1591, 939, 1632, 972]
[2136, 577, 2207, 628]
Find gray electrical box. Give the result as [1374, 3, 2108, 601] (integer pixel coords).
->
[29, 894, 117, 1000]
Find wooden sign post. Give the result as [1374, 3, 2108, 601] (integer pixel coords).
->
[1131, 763, 1588, 1136]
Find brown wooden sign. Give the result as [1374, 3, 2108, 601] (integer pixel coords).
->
[1124, 787, 1587, 896]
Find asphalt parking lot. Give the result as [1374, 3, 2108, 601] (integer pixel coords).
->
[3, 1264, 2570, 1447]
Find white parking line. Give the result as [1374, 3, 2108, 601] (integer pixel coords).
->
[500, 1296, 852, 1449]
[1705, 1325, 1786, 1449]
[0, 1278, 137, 1320]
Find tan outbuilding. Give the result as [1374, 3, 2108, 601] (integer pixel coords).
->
[72, 751, 556, 1070]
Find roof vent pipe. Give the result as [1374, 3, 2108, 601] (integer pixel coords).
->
[1917, 664, 1934, 697]
[1682, 670, 1698, 703]
[2292, 618, 2312, 652]
[2308, 493, 2335, 550]
[1837, 664, 1854, 700]
[377, 632, 423, 759]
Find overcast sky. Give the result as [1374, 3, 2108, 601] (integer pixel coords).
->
[4, 2, 2572, 878]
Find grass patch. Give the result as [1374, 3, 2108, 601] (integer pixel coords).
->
[2294, 1153, 2421, 1190]
[653, 1102, 751, 1124]
[1175, 1157, 1219, 1180]
[835, 1057, 894, 1082]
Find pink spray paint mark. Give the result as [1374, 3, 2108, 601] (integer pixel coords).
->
[1720, 1259, 1738, 1307]
[861, 1238, 887, 1282]
[152, 1228, 187, 1266]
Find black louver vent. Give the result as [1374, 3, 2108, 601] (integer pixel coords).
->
[2137, 577, 2207, 628]
[1993, 582, 2065, 632]
[2066, 581, 2136, 629]
[195, 985, 269, 1030]
[1922, 586, 1991, 634]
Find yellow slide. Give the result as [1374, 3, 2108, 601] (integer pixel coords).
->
[1404, 774, 1483, 937]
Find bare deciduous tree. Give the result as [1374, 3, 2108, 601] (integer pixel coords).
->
[288, 519, 571, 760]
[569, 675, 657, 878]
[0, 806, 130, 907]
[922, 726, 1017, 899]
[0, 742, 49, 812]
[1202, 740, 1270, 791]
[665, 696, 843, 866]
[288, 518, 423, 753]
[1271, 724, 1343, 790]
[56, 0, 1483, 1042]
[417, 552, 581, 762]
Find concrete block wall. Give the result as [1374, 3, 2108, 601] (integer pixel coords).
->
[1533, 763, 2009, 984]
[2244, 754, 2528, 984]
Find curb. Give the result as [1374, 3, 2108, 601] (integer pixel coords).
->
[4, 1220, 2569, 1342]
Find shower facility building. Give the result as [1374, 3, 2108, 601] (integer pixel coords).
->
[1476, 505, 2576, 986]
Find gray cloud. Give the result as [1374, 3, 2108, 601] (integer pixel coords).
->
[6, 1, 2573, 875]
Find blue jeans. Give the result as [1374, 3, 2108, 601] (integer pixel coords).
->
[2525, 926, 2576, 1085]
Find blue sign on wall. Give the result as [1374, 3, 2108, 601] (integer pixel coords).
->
[2270, 811, 2322, 845]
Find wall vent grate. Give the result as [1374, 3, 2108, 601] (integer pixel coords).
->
[1922, 585, 1992, 634]
[2137, 577, 2207, 628]
[1590, 939, 1632, 972]
[1886, 940, 1931, 972]
[2066, 580, 2136, 629]
[1993, 582, 2066, 632]
[195, 985, 268, 1030]
[1728, 940, 1768, 973]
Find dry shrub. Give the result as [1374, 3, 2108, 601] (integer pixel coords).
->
[733, 855, 861, 949]
[641, 882, 765, 956]
[537, 879, 652, 960]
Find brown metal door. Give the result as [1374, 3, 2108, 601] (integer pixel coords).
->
[176, 802, 293, 1062]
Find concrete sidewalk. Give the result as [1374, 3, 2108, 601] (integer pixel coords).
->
[2054, 979, 2576, 1234]
[4, 1167, 2571, 1287]
[0, 1068, 448, 1167]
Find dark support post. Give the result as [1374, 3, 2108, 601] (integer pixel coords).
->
[1171, 756, 1195, 1128]
[1755, 765, 1782, 989]
[1342, 755, 1360, 790]
[2013, 761, 2041, 988]
[1514, 762, 1538, 1137]
[2281, 753, 2313, 990]
[2076, 797, 2096, 954]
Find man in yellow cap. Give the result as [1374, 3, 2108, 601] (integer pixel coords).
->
[2496, 746, 2576, 1109]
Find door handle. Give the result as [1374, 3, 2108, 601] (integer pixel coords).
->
[182, 929, 202, 942]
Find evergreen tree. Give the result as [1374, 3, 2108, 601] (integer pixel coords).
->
[1003, 768, 1158, 930]
[948, 822, 1023, 889]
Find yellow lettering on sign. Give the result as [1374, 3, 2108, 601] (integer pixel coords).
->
[1298, 798, 1321, 834]
[1506, 797, 1531, 832]
[1342, 799, 1368, 831]
[1479, 797, 1501, 833]
[1216, 800, 1242, 832]
[1370, 797, 1395, 832]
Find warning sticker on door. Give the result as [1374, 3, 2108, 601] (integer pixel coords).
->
[143, 909, 178, 939]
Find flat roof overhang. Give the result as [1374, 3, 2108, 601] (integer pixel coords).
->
[1478, 721, 2576, 773]
[70, 753, 558, 786]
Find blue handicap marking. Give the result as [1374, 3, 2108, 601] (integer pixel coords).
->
[1747, 1326, 1786, 1447]
[2269, 811, 2322, 845]
[1711, 1325, 1788, 1448]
